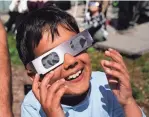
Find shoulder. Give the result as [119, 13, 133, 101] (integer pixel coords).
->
[91, 71, 106, 78]
[90, 71, 111, 101]
[90, 71, 125, 115]
[21, 91, 46, 117]
[21, 90, 41, 110]
[91, 71, 108, 86]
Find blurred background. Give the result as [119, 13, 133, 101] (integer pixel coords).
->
[0, 0, 149, 117]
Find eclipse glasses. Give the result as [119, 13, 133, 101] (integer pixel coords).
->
[27, 30, 93, 75]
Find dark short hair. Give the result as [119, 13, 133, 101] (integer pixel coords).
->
[16, 6, 80, 67]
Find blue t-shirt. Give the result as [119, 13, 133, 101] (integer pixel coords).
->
[21, 71, 146, 117]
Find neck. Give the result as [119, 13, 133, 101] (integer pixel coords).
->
[61, 89, 89, 106]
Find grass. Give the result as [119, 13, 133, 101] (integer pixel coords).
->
[8, 33, 22, 65]
[8, 33, 149, 115]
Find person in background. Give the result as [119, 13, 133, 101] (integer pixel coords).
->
[5, 0, 28, 33]
[85, 1, 108, 42]
[5, 0, 20, 32]
[27, 0, 48, 12]
[0, 20, 13, 117]
[101, 1, 109, 17]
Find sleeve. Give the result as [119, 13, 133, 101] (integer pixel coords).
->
[111, 95, 125, 117]
[108, 88, 146, 117]
[9, 0, 19, 12]
[92, 71, 125, 117]
[106, 89, 125, 117]
[18, 0, 28, 13]
[21, 104, 41, 117]
[139, 107, 146, 117]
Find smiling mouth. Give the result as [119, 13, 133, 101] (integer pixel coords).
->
[65, 69, 83, 81]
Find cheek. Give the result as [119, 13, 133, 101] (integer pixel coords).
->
[78, 53, 91, 65]
[53, 66, 63, 79]
[80, 53, 92, 73]
[47, 66, 62, 85]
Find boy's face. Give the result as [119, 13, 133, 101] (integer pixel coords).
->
[31, 25, 92, 96]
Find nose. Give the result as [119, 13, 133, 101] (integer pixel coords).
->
[63, 53, 78, 70]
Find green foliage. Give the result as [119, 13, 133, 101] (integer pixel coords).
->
[142, 61, 149, 73]
[87, 48, 104, 71]
[131, 82, 144, 101]
[135, 54, 149, 66]
[142, 61, 149, 95]
[112, 1, 119, 7]
[87, 47, 96, 53]
[7, 33, 22, 65]
[144, 84, 149, 95]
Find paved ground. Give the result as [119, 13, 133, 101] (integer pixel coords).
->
[94, 22, 149, 58]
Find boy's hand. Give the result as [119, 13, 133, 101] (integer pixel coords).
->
[32, 71, 67, 117]
[101, 48, 134, 106]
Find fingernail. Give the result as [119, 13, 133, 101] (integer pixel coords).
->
[109, 48, 113, 51]
[105, 51, 110, 55]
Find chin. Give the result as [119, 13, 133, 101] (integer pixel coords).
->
[65, 82, 90, 96]
[64, 64, 91, 96]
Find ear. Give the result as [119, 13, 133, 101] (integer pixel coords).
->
[26, 69, 36, 81]
[26, 63, 36, 79]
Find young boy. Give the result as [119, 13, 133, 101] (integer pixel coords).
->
[16, 6, 146, 117]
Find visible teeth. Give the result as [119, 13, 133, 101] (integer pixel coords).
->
[68, 70, 82, 80]
[72, 74, 76, 78]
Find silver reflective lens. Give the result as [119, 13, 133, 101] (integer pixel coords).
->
[27, 30, 93, 75]
[42, 52, 60, 69]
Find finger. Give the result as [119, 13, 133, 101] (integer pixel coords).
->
[109, 48, 122, 58]
[105, 50, 128, 72]
[101, 61, 121, 88]
[103, 60, 129, 79]
[53, 85, 67, 108]
[109, 48, 127, 68]
[102, 61, 120, 84]
[105, 68, 130, 87]
[101, 60, 126, 77]
[101, 60, 117, 80]
[46, 79, 66, 104]
[41, 71, 54, 87]
[112, 88, 119, 98]
[32, 74, 40, 101]
[108, 76, 119, 84]
[100, 60, 107, 70]
[106, 74, 120, 94]
[105, 49, 125, 64]
[105, 50, 122, 63]
[40, 71, 54, 104]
